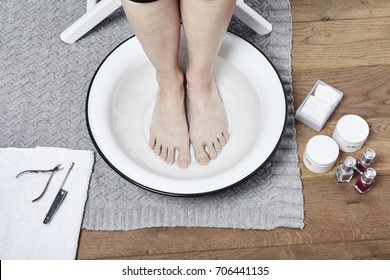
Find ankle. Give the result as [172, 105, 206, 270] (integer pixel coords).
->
[156, 69, 185, 98]
[186, 71, 215, 92]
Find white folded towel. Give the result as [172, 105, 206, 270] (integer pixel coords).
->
[0, 147, 94, 260]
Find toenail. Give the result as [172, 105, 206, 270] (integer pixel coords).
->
[179, 159, 189, 168]
[199, 157, 208, 165]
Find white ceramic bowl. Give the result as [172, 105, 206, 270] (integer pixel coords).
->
[86, 32, 287, 196]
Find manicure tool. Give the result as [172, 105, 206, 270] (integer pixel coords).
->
[43, 162, 74, 225]
[16, 164, 64, 202]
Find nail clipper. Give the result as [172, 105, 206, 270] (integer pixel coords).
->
[43, 162, 74, 225]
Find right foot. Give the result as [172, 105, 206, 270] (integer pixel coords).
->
[149, 71, 191, 168]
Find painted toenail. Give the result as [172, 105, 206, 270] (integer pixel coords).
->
[199, 157, 208, 165]
[179, 159, 189, 168]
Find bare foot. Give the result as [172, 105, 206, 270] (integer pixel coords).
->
[149, 72, 191, 168]
[187, 78, 229, 165]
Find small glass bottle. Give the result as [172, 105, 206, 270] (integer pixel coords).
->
[355, 148, 376, 174]
[354, 167, 376, 194]
[336, 156, 356, 182]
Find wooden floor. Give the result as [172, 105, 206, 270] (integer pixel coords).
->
[76, 0, 390, 259]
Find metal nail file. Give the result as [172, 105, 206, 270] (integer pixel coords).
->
[43, 162, 74, 225]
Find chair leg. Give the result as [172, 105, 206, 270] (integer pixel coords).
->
[234, 0, 272, 35]
[60, 0, 122, 44]
[60, 0, 272, 44]
[87, 0, 98, 12]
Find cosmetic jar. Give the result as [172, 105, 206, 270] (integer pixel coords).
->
[332, 114, 369, 152]
[303, 135, 340, 173]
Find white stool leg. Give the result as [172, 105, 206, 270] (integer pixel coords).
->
[61, 0, 272, 44]
[234, 0, 272, 35]
[87, 0, 98, 12]
[60, 0, 122, 44]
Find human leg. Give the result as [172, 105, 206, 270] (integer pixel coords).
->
[121, 0, 191, 168]
[180, 0, 236, 165]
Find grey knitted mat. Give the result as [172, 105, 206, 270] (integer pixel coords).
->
[0, 0, 304, 230]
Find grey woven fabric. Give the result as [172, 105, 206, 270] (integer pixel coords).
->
[0, 0, 304, 230]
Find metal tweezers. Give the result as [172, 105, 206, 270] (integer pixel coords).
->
[16, 164, 63, 202]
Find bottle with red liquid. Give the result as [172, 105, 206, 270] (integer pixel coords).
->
[355, 148, 376, 174]
[354, 167, 376, 194]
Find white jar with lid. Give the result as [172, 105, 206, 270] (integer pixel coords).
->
[332, 114, 369, 152]
[303, 135, 340, 173]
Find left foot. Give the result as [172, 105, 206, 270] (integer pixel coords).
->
[187, 78, 229, 165]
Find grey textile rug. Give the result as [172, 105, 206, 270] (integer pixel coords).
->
[0, 0, 304, 230]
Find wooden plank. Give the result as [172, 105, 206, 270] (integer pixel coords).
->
[291, 0, 390, 23]
[302, 176, 390, 234]
[98, 239, 390, 260]
[292, 17, 390, 70]
[77, 174, 390, 259]
[292, 66, 390, 119]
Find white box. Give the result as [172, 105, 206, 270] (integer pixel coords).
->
[295, 80, 343, 132]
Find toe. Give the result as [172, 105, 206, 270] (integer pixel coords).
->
[149, 137, 156, 150]
[213, 140, 222, 154]
[160, 145, 168, 161]
[193, 144, 210, 165]
[207, 142, 218, 160]
[222, 131, 230, 144]
[218, 133, 226, 147]
[177, 145, 191, 169]
[165, 147, 175, 165]
[154, 141, 162, 155]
